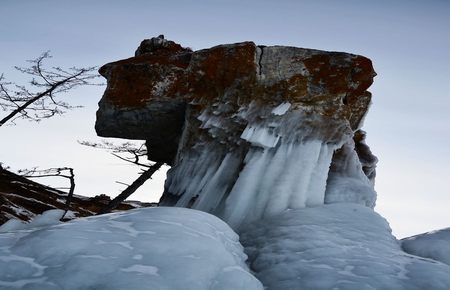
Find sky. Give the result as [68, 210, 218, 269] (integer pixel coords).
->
[0, 0, 449, 238]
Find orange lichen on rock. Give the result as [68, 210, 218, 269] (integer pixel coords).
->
[191, 43, 256, 92]
[302, 53, 374, 96]
[303, 54, 349, 95]
[99, 52, 192, 108]
[350, 56, 375, 95]
[98, 41, 257, 109]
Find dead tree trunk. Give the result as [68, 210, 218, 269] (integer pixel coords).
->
[18, 167, 76, 220]
[97, 162, 163, 215]
[61, 168, 75, 220]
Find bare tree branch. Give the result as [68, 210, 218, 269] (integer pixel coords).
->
[79, 140, 151, 168]
[0, 51, 101, 127]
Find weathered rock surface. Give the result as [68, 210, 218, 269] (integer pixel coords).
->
[96, 36, 378, 228]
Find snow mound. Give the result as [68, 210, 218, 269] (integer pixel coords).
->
[241, 203, 450, 290]
[402, 227, 450, 266]
[0, 209, 64, 232]
[0, 207, 262, 290]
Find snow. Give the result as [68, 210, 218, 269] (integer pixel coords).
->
[402, 227, 450, 266]
[241, 203, 450, 290]
[121, 264, 159, 275]
[0, 207, 262, 290]
[3, 203, 34, 219]
[0, 209, 64, 232]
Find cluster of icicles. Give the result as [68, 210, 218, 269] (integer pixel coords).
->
[165, 102, 376, 229]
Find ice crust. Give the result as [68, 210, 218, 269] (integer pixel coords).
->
[402, 227, 450, 266]
[0, 207, 262, 290]
[241, 203, 450, 290]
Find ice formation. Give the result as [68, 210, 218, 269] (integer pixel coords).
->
[166, 101, 353, 229]
[241, 203, 450, 289]
[0, 208, 262, 290]
[402, 227, 450, 266]
[271, 102, 291, 115]
[325, 139, 377, 207]
[95, 38, 378, 230]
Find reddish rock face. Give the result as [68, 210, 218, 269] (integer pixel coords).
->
[96, 36, 378, 224]
[96, 36, 375, 164]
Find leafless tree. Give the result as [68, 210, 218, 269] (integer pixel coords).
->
[79, 140, 163, 214]
[0, 51, 99, 127]
[19, 167, 75, 220]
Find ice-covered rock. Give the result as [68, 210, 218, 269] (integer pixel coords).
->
[0, 207, 262, 290]
[241, 203, 450, 290]
[96, 37, 377, 229]
[402, 227, 450, 266]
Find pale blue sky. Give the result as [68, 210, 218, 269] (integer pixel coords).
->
[1, 0, 449, 238]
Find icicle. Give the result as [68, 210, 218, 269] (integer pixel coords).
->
[271, 102, 291, 116]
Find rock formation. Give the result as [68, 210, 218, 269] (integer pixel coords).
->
[96, 36, 378, 229]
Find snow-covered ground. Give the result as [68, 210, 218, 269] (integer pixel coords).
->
[0, 207, 262, 290]
[1, 204, 450, 289]
[402, 227, 450, 266]
[241, 203, 450, 290]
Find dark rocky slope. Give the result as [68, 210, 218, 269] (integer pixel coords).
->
[0, 167, 151, 224]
